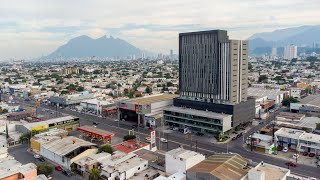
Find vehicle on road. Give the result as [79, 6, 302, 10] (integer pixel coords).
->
[309, 153, 315, 157]
[282, 147, 288, 153]
[292, 154, 299, 159]
[47, 175, 52, 180]
[302, 152, 309, 156]
[93, 121, 99, 125]
[160, 138, 168, 143]
[34, 154, 40, 159]
[232, 137, 237, 141]
[196, 132, 204, 136]
[55, 166, 63, 171]
[277, 146, 283, 151]
[62, 170, 72, 177]
[132, 124, 137, 129]
[114, 119, 119, 122]
[38, 157, 45, 162]
[285, 162, 297, 167]
[172, 127, 179, 131]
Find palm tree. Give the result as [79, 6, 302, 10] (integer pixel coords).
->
[89, 168, 101, 180]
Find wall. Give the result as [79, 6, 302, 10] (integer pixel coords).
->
[166, 153, 186, 175]
[1, 174, 19, 180]
[124, 160, 148, 179]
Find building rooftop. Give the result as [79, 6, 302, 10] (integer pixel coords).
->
[248, 88, 287, 98]
[277, 112, 305, 120]
[123, 94, 178, 105]
[77, 125, 115, 138]
[112, 140, 149, 154]
[275, 127, 305, 139]
[246, 162, 289, 180]
[155, 172, 186, 180]
[188, 153, 249, 180]
[297, 117, 320, 129]
[299, 133, 320, 144]
[41, 136, 95, 156]
[129, 168, 161, 180]
[298, 94, 320, 107]
[23, 115, 77, 130]
[164, 106, 232, 119]
[75, 152, 111, 166]
[166, 147, 204, 160]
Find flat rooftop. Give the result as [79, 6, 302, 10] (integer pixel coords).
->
[298, 94, 320, 107]
[275, 127, 305, 139]
[297, 117, 320, 129]
[24, 115, 78, 130]
[112, 140, 149, 154]
[164, 106, 232, 119]
[299, 133, 320, 144]
[166, 147, 204, 160]
[252, 163, 289, 180]
[77, 125, 115, 138]
[277, 112, 305, 119]
[248, 88, 287, 98]
[123, 94, 178, 105]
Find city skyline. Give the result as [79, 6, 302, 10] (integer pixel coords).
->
[1, 0, 320, 59]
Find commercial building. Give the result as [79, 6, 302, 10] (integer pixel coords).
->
[118, 94, 178, 127]
[245, 162, 290, 180]
[246, 133, 275, 154]
[164, 30, 254, 135]
[50, 92, 95, 107]
[275, 127, 320, 155]
[17, 115, 80, 133]
[276, 112, 305, 123]
[284, 45, 298, 60]
[290, 94, 320, 117]
[165, 148, 205, 175]
[80, 99, 113, 114]
[40, 136, 97, 169]
[186, 153, 248, 180]
[62, 67, 80, 75]
[112, 139, 150, 154]
[77, 125, 115, 144]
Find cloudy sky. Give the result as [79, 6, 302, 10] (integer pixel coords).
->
[0, 0, 319, 60]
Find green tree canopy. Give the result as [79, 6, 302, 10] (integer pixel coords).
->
[37, 163, 53, 176]
[282, 97, 299, 107]
[98, 145, 113, 154]
[258, 75, 268, 83]
[145, 86, 152, 94]
[89, 168, 101, 180]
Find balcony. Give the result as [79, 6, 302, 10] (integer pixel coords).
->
[164, 113, 222, 126]
[165, 119, 222, 132]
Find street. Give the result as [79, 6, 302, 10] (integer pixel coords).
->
[11, 97, 320, 178]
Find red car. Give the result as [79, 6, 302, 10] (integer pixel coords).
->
[285, 162, 297, 167]
[308, 153, 315, 157]
[55, 166, 63, 171]
[277, 146, 283, 151]
[302, 152, 309, 156]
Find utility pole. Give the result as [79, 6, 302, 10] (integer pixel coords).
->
[166, 133, 169, 151]
[251, 137, 253, 152]
[195, 140, 198, 152]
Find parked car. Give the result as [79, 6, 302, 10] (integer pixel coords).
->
[277, 146, 283, 151]
[38, 157, 45, 162]
[145, 136, 151, 142]
[172, 127, 179, 131]
[132, 124, 137, 129]
[55, 166, 63, 171]
[196, 132, 204, 136]
[62, 170, 72, 177]
[93, 121, 99, 125]
[285, 162, 297, 167]
[160, 138, 168, 143]
[292, 154, 299, 159]
[47, 175, 52, 180]
[302, 152, 309, 156]
[34, 154, 40, 159]
[232, 137, 237, 141]
[282, 147, 288, 153]
[309, 153, 315, 157]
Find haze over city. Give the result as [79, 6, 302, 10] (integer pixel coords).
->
[1, 0, 320, 59]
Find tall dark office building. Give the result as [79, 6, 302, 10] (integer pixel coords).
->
[164, 30, 254, 134]
[179, 30, 248, 104]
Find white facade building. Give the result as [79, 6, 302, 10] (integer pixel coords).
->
[165, 148, 205, 175]
[284, 45, 297, 60]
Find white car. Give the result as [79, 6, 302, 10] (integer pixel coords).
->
[293, 154, 299, 159]
[160, 138, 168, 143]
[282, 147, 289, 153]
[34, 154, 40, 159]
[114, 119, 119, 122]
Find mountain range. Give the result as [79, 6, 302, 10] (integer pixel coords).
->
[47, 35, 141, 59]
[249, 25, 320, 54]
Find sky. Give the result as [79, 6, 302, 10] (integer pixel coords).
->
[0, 0, 320, 60]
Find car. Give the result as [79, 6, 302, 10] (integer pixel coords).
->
[38, 157, 45, 162]
[34, 154, 40, 159]
[160, 138, 168, 143]
[47, 175, 52, 180]
[285, 162, 297, 167]
[232, 137, 237, 141]
[132, 124, 137, 129]
[145, 137, 151, 142]
[302, 152, 309, 156]
[114, 119, 119, 122]
[308, 153, 315, 157]
[259, 121, 264, 125]
[292, 154, 299, 159]
[93, 122, 99, 125]
[55, 166, 63, 171]
[282, 147, 288, 153]
[277, 146, 283, 151]
[173, 127, 179, 131]
[62, 170, 72, 177]
[196, 132, 204, 136]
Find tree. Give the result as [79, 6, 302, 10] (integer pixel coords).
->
[258, 75, 268, 83]
[51, 87, 57, 92]
[316, 123, 320, 130]
[37, 163, 53, 176]
[166, 82, 173, 87]
[145, 86, 152, 94]
[61, 90, 69, 95]
[282, 97, 299, 107]
[123, 134, 136, 141]
[124, 88, 129, 95]
[89, 168, 101, 180]
[98, 145, 113, 154]
[70, 163, 76, 172]
[5, 124, 9, 139]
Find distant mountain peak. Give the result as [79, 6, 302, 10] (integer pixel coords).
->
[47, 35, 141, 59]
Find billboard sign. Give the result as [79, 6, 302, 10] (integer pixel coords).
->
[118, 102, 135, 111]
[150, 130, 156, 144]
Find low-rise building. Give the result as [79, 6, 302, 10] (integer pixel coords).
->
[247, 133, 275, 154]
[165, 148, 205, 175]
[112, 140, 150, 154]
[0, 156, 38, 180]
[50, 92, 95, 107]
[276, 112, 305, 123]
[186, 153, 249, 180]
[245, 162, 290, 180]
